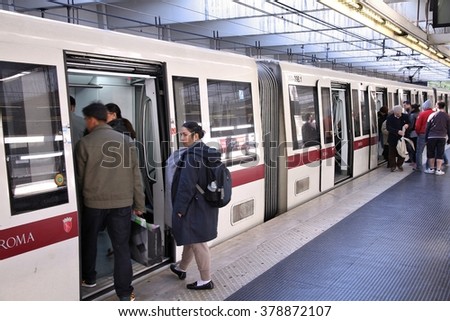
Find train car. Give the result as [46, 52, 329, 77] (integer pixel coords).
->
[257, 60, 448, 215]
[0, 10, 265, 300]
[1, 9, 449, 301]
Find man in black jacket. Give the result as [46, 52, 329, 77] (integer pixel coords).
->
[386, 105, 410, 172]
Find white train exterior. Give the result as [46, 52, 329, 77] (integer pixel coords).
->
[0, 10, 448, 300]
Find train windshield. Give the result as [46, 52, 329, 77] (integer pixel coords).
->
[0, 61, 68, 215]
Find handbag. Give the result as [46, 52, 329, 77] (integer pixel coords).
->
[129, 214, 162, 266]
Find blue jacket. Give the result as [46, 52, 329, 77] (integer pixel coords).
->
[171, 142, 221, 245]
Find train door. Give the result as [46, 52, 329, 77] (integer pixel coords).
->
[281, 70, 322, 210]
[65, 52, 169, 300]
[317, 79, 334, 191]
[331, 83, 352, 183]
[374, 88, 387, 164]
[368, 87, 380, 168]
[0, 55, 79, 299]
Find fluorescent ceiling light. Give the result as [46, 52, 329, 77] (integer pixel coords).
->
[67, 69, 153, 79]
[0, 71, 31, 82]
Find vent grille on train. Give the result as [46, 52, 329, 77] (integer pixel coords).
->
[232, 199, 255, 225]
[295, 177, 310, 195]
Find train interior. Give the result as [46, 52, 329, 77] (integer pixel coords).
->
[65, 53, 170, 300]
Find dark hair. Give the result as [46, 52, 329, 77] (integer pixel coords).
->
[403, 100, 411, 105]
[105, 103, 123, 118]
[411, 104, 420, 113]
[379, 106, 388, 114]
[70, 96, 76, 106]
[82, 102, 107, 122]
[437, 101, 446, 110]
[182, 121, 205, 139]
[105, 103, 136, 139]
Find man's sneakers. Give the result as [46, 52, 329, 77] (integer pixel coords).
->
[435, 169, 445, 176]
[81, 280, 96, 288]
[119, 293, 136, 301]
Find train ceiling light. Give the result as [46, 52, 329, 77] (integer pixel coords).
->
[318, 0, 450, 68]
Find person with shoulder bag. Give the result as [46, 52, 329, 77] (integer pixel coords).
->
[169, 122, 221, 290]
[386, 105, 410, 172]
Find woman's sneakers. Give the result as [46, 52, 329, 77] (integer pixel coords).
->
[424, 168, 445, 175]
[424, 168, 436, 174]
[170, 263, 186, 280]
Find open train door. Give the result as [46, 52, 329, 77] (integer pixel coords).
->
[317, 79, 334, 192]
[331, 82, 353, 184]
[136, 78, 165, 233]
[65, 52, 169, 300]
[368, 86, 379, 169]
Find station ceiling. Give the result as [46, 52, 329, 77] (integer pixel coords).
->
[3, 0, 450, 84]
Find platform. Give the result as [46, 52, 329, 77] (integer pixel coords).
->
[102, 162, 450, 301]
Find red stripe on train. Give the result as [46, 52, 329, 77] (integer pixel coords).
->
[287, 149, 321, 169]
[0, 212, 78, 260]
[353, 137, 371, 150]
[231, 164, 265, 187]
[321, 146, 336, 159]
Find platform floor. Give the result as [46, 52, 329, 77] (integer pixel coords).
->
[227, 168, 450, 300]
[103, 163, 449, 301]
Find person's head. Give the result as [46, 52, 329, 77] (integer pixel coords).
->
[403, 100, 411, 111]
[393, 105, 403, 117]
[105, 103, 123, 123]
[179, 122, 204, 147]
[379, 106, 388, 114]
[82, 102, 107, 132]
[422, 99, 432, 110]
[411, 104, 420, 113]
[69, 96, 76, 113]
[437, 101, 446, 110]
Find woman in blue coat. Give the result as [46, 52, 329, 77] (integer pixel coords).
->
[170, 122, 220, 290]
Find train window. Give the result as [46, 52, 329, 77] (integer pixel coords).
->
[0, 61, 68, 215]
[173, 77, 201, 129]
[207, 80, 256, 164]
[388, 93, 393, 109]
[288, 85, 320, 150]
[361, 90, 370, 136]
[321, 87, 333, 144]
[370, 91, 378, 134]
[422, 92, 428, 104]
[352, 89, 361, 137]
[393, 93, 399, 106]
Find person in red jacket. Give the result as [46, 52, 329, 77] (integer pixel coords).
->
[414, 99, 435, 171]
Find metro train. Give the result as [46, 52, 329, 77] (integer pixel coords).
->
[0, 10, 449, 300]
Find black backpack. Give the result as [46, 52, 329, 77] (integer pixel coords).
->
[196, 159, 232, 208]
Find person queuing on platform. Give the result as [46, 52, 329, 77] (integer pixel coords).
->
[424, 101, 450, 176]
[414, 99, 434, 171]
